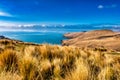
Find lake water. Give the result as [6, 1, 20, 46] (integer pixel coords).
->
[0, 26, 118, 44]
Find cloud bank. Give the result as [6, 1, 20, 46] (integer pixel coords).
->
[0, 11, 13, 17]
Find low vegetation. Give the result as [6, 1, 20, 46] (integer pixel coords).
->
[0, 39, 120, 80]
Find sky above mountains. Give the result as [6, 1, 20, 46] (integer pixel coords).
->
[0, 0, 120, 26]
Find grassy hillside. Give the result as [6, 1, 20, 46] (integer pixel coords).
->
[0, 39, 120, 80]
[62, 30, 120, 51]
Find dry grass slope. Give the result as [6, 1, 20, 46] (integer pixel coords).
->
[0, 39, 120, 80]
[62, 30, 120, 51]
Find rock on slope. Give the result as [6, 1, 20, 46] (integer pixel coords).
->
[62, 30, 120, 51]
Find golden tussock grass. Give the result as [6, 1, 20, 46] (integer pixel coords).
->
[0, 43, 120, 80]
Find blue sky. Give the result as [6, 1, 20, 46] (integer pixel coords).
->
[0, 0, 120, 25]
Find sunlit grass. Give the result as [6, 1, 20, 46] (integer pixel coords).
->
[0, 40, 120, 80]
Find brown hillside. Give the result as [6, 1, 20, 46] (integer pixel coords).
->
[62, 30, 120, 51]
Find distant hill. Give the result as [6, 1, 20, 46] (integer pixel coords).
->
[62, 30, 120, 51]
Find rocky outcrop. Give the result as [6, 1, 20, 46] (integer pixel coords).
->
[62, 30, 120, 51]
[0, 36, 6, 39]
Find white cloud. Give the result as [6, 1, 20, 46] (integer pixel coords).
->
[0, 11, 13, 17]
[106, 4, 117, 8]
[0, 21, 17, 27]
[98, 5, 104, 9]
[98, 4, 117, 9]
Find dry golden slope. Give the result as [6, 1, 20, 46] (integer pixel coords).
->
[62, 30, 120, 51]
[0, 38, 120, 80]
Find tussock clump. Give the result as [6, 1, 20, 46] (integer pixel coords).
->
[65, 58, 89, 80]
[0, 71, 21, 80]
[0, 49, 18, 72]
[98, 66, 120, 80]
[19, 58, 42, 80]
